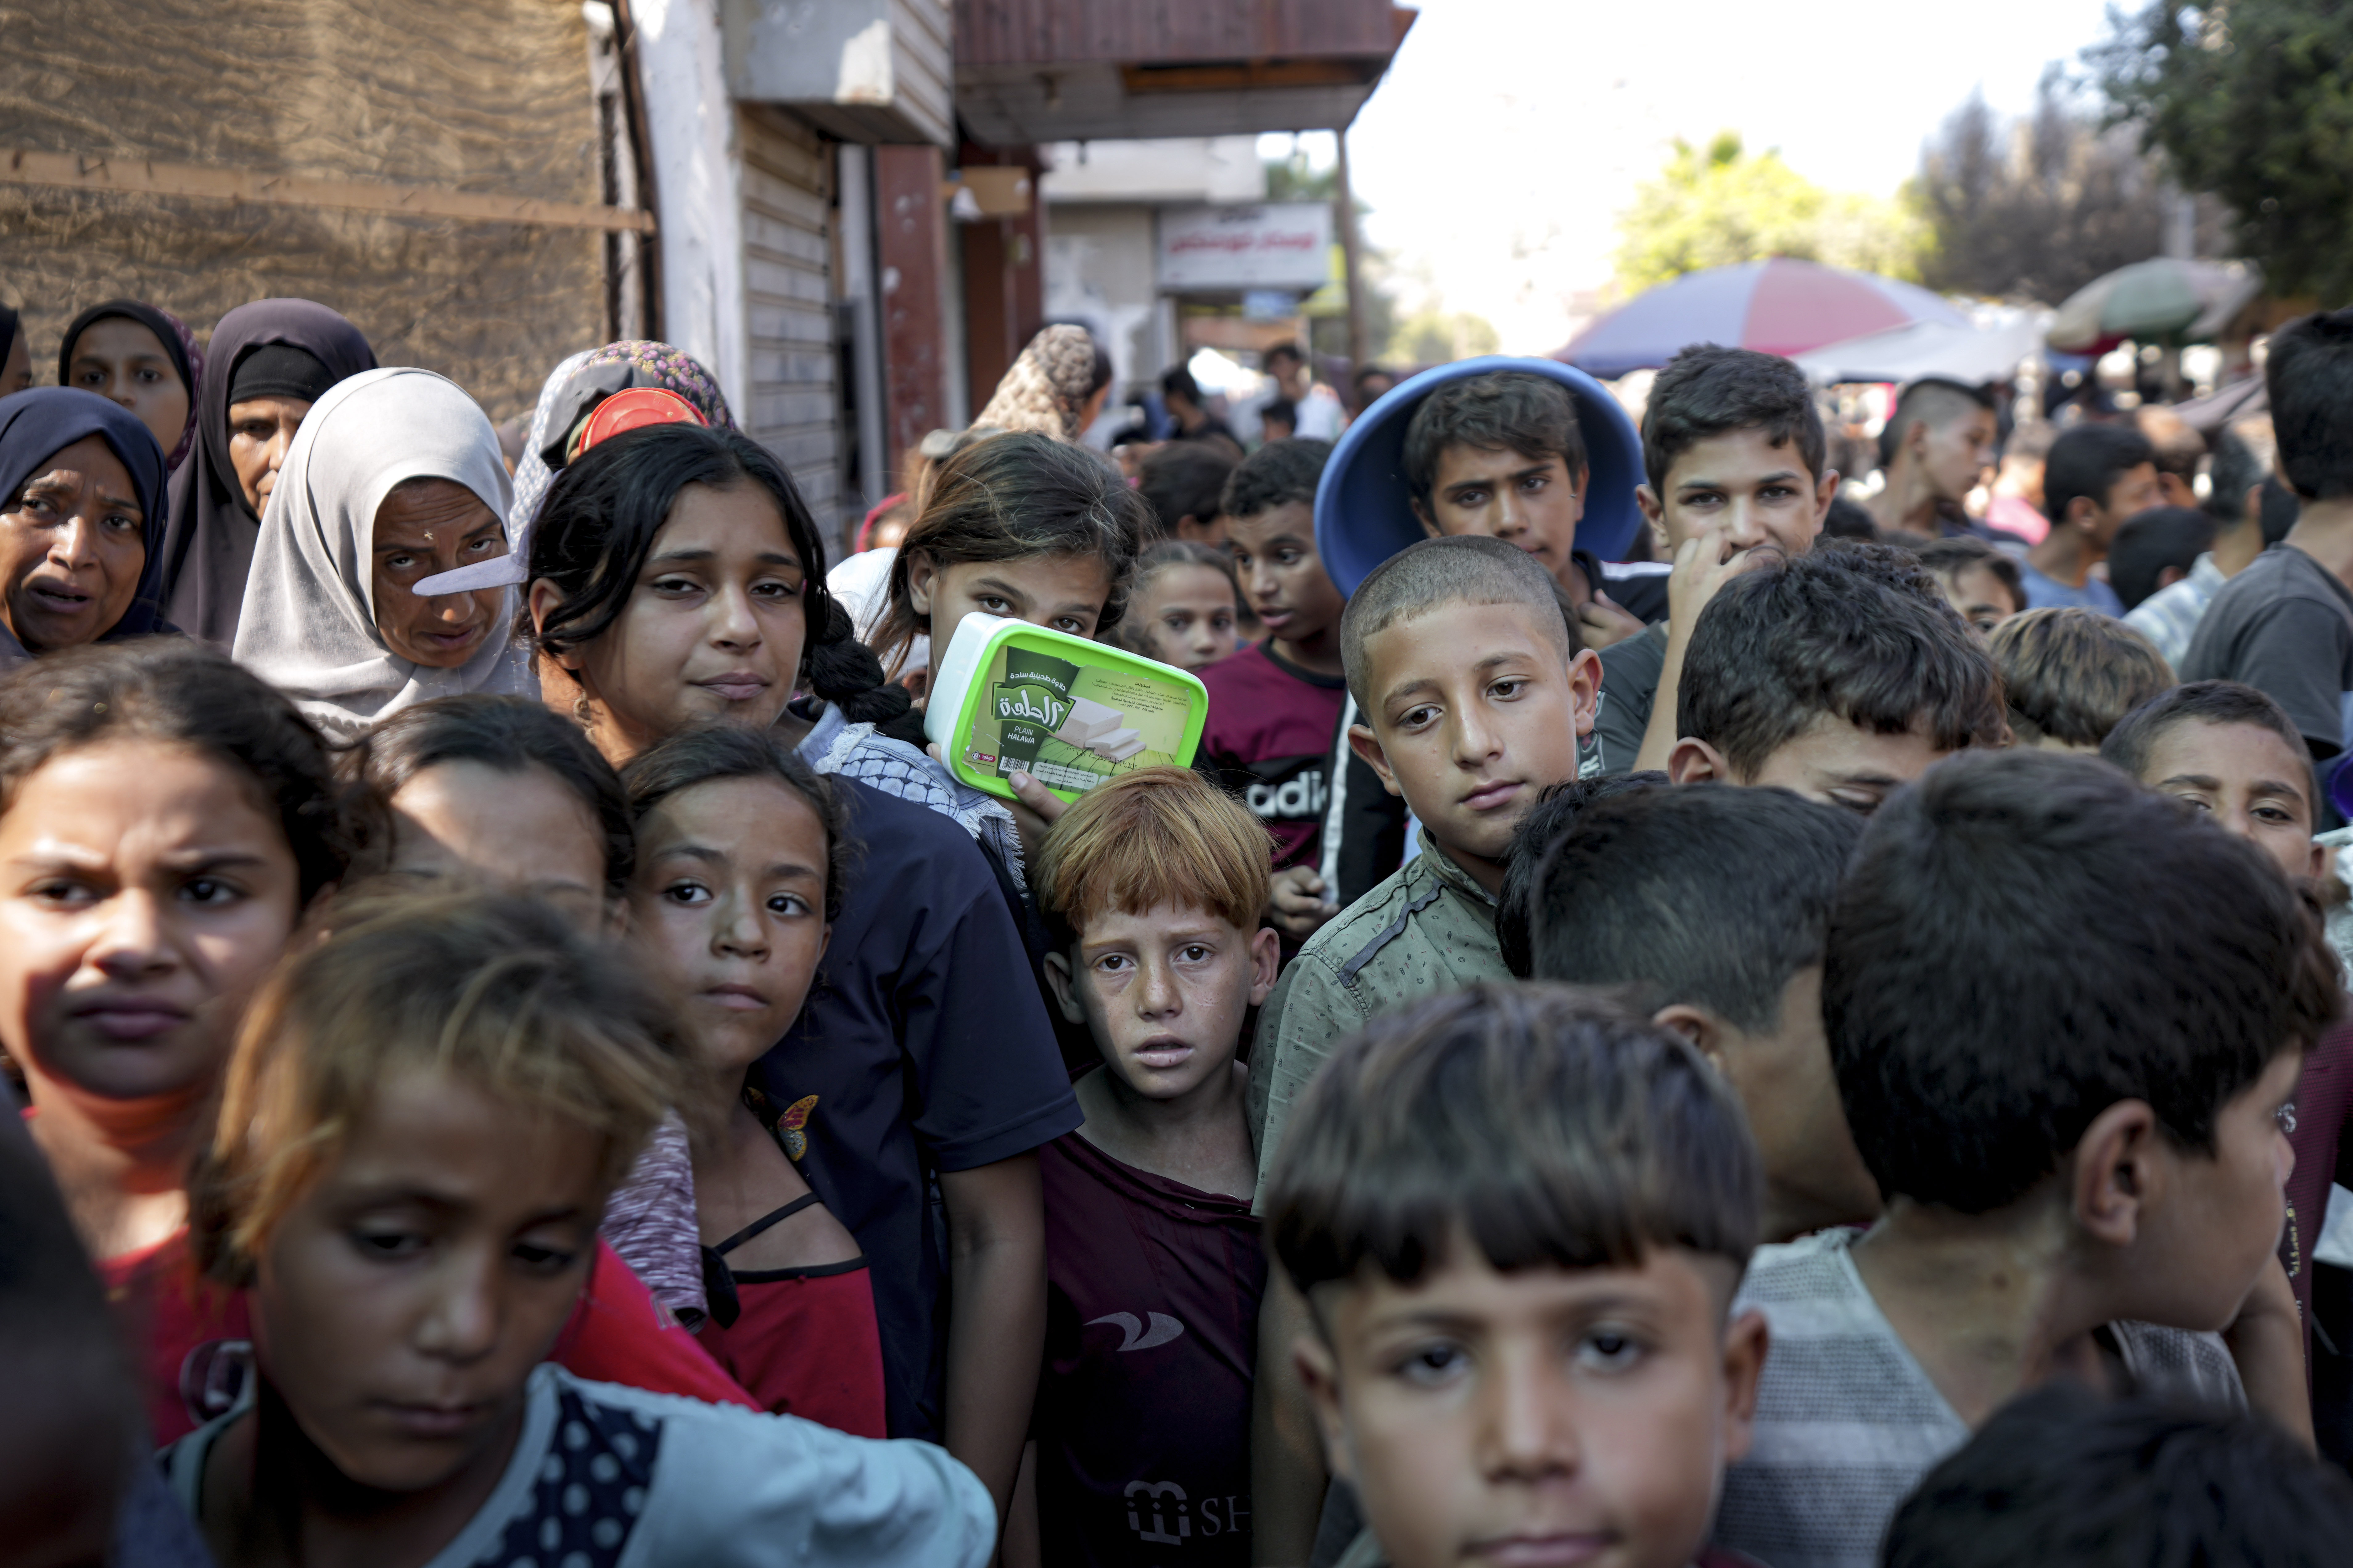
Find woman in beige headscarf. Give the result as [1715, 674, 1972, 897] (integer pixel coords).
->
[971, 323, 1111, 441]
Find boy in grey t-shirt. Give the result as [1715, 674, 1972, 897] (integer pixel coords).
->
[1713, 751, 2337, 1568]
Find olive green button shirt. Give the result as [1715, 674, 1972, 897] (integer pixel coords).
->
[1247, 830, 1507, 1210]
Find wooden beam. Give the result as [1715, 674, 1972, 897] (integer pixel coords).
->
[1, 148, 656, 234]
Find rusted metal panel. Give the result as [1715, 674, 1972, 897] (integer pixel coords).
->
[954, 0, 1398, 67]
[875, 143, 951, 474]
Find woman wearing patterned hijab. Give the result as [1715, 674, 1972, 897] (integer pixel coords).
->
[56, 299, 205, 472]
[971, 323, 1111, 442]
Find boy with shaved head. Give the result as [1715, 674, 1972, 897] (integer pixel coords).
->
[1866, 378, 2003, 541]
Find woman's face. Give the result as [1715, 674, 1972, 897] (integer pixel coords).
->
[533, 480, 808, 764]
[65, 318, 190, 458]
[387, 761, 609, 934]
[227, 396, 312, 516]
[628, 776, 830, 1080]
[0, 739, 305, 1110]
[0, 433, 146, 654]
[371, 478, 509, 668]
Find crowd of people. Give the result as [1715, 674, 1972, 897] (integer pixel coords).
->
[5, 285, 2353, 1568]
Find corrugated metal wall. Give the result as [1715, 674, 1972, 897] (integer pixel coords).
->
[954, 0, 1398, 64]
[0, 0, 608, 425]
[737, 107, 840, 524]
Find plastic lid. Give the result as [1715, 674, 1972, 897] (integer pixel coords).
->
[1312, 355, 1647, 597]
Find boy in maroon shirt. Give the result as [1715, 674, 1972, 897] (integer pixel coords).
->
[1198, 437, 1354, 941]
[1014, 767, 1282, 1568]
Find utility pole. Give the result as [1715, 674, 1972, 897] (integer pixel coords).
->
[1336, 125, 1368, 380]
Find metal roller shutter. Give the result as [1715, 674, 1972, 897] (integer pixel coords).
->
[738, 106, 841, 523]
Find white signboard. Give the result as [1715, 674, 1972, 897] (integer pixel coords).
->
[1157, 203, 1334, 292]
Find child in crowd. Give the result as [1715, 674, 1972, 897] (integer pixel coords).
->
[623, 727, 884, 1437]
[1604, 345, 1840, 775]
[0, 643, 751, 1446]
[2020, 424, 2162, 613]
[1715, 749, 2337, 1568]
[1195, 437, 1354, 939]
[1260, 396, 1299, 445]
[1914, 535, 2022, 636]
[169, 890, 995, 1568]
[1402, 369, 1669, 647]
[1866, 378, 2001, 541]
[2107, 504, 2215, 612]
[1265, 984, 1770, 1568]
[1020, 768, 1279, 1567]
[1883, 1385, 2353, 1568]
[530, 424, 1079, 1509]
[1987, 607, 2174, 753]
[1136, 441, 1235, 547]
[350, 694, 705, 1325]
[1246, 535, 1600, 1562]
[1118, 539, 1241, 671]
[1504, 784, 1880, 1244]
[2126, 421, 2295, 667]
[1664, 548, 2007, 810]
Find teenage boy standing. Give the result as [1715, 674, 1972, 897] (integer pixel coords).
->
[1402, 370, 1669, 650]
[1263, 342, 1343, 441]
[2183, 309, 2353, 787]
[1865, 379, 2001, 540]
[2019, 424, 2162, 613]
[1602, 345, 1839, 776]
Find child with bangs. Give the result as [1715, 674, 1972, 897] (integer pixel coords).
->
[1018, 767, 1280, 1567]
[169, 889, 995, 1568]
[1264, 984, 1770, 1568]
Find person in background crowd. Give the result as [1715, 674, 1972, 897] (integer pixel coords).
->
[57, 299, 203, 472]
[1866, 379, 2001, 540]
[168, 889, 995, 1568]
[159, 298, 376, 647]
[1914, 535, 2024, 636]
[1608, 345, 1838, 777]
[1262, 342, 1343, 441]
[0, 386, 171, 666]
[1260, 396, 1299, 445]
[1118, 539, 1240, 671]
[860, 491, 914, 552]
[1882, 1385, 2353, 1568]
[975, 324, 1112, 443]
[2128, 422, 2298, 667]
[1351, 363, 1397, 417]
[2183, 310, 2353, 786]
[231, 367, 531, 740]
[0, 304, 31, 394]
[2107, 504, 2216, 611]
[1985, 421, 2054, 544]
[503, 340, 734, 558]
[1402, 369, 1670, 647]
[1822, 494, 1880, 541]
[1137, 440, 1235, 546]
[1988, 606, 2175, 753]
[2137, 403, 2209, 510]
[623, 727, 886, 1437]
[2020, 424, 2162, 613]
[1163, 364, 1243, 456]
[526, 424, 1077, 1518]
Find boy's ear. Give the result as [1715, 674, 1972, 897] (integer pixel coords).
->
[1635, 482, 1668, 554]
[905, 550, 938, 617]
[1719, 1306, 1770, 1466]
[1651, 1003, 1727, 1073]
[1811, 466, 1841, 528]
[1408, 493, 1438, 535]
[1041, 950, 1090, 1027]
[1247, 925, 1282, 1007]
[2070, 1097, 2162, 1250]
[1347, 722, 1403, 799]
[1292, 1316, 1356, 1485]
[1568, 648, 1602, 740]
[1667, 737, 1732, 786]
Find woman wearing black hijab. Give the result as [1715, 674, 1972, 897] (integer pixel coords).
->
[56, 299, 204, 472]
[158, 298, 375, 647]
[0, 387, 171, 667]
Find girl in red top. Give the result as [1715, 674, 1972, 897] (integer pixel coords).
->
[623, 724, 889, 1436]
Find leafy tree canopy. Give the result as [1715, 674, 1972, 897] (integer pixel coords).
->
[1615, 132, 1921, 292]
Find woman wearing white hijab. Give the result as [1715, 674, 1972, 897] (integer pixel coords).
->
[233, 367, 530, 739]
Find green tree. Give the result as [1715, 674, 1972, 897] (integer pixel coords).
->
[1614, 133, 1921, 291]
[2091, 0, 2353, 302]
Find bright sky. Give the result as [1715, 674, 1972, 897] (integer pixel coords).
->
[1268, 0, 2126, 353]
